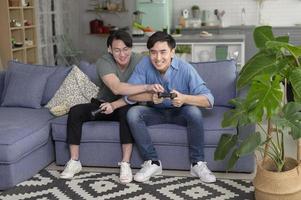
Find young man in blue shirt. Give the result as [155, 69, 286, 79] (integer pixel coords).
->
[126, 31, 216, 183]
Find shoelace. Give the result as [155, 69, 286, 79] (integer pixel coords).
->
[141, 160, 152, 168]
[62, 160, 73, 172]
[197, 162, 213, 175]
[139, 161, 153, 173]
[119, 162, 131, 174]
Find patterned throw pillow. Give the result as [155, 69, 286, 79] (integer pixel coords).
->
[45, 65, 99, 116]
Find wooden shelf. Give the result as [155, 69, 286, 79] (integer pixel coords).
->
[0, 0, 38, 66]
[9, 7, 22, 9]
[12, 47, 24, 51]
[23, 6, 34, 9]
[10, 26, 23, 30]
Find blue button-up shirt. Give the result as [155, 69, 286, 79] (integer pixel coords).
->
[127, 56, 214, 108]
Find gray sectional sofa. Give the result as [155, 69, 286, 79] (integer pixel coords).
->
[0, 59, 255, 190]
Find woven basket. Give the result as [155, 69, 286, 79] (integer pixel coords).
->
[253, 157, 301, 200]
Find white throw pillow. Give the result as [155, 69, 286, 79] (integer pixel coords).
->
[45, 65, 99, 116]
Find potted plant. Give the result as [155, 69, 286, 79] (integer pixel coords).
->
[175, 45, 191, 60]
[214, 26, 301, 199]
[191, 5, 201, 19]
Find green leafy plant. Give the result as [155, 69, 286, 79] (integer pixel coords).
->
[191, 5, 200, 11]
[175, 45, 191, 54]
[214, 26, 301, 172]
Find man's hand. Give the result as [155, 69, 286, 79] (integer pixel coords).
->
[152, 93, 164, 104]
[145, 84, 164, 93]
[171, 90, 186, 107]
[99, 102, 114, 115]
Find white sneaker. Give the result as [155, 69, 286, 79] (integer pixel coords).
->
[191, 161, 216, 183]
[118, 162, 133, 184]
[134, 160, 162, 182]
[60, 159, 82, 179]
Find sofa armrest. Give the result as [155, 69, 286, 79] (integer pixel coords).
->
[0, 71, 6, 98]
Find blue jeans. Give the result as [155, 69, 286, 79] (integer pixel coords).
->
[127, 105, 205, 164]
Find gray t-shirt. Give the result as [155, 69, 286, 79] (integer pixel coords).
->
[95, 52, 142, 102]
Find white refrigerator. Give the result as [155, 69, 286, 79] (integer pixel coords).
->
[136, 0, 172, 33]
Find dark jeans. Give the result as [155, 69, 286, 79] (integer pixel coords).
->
[67, 98, 133, 145]
[127, 105, 205, 163]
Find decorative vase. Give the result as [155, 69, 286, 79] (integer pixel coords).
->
[253, 157, 301, 200]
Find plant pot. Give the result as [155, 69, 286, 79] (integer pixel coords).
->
[253, 157, 301, 200]
[192, 9, 201, 19]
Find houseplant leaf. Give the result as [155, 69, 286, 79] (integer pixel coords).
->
[237, 52, 278, 89]
[227, 149, 239, 170]
[237, 132, 261, 156]
[214, 134, 238, 160]
[272, 102, 301, 140]
[289, 68, 301, 101]
[266, 41, 301, 60]
[275, 36, 289, 43]
[246, 74, 283, 120]
[253, 26, 275, 49]
[221, 98, 252, 127]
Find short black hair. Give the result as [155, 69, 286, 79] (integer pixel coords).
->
[107, 30, 133, 48]
[147, 31, 176, 50]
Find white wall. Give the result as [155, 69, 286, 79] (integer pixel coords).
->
[75, 1, 136, 62]
[172, 0, 301, 27]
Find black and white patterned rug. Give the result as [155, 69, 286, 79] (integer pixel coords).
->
[0, 170, 254, 200]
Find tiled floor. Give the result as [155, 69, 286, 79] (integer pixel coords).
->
[46, 162, 255, 180]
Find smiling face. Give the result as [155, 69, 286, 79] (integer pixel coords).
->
[109, 39, 132, 68]
[149, 41, 175, 74]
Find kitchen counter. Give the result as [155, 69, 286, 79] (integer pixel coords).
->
[179, 25, 301, 35]
[181, 25, 301, 31]
[133, 34, 245, 43]
[132, 34, 245, 66]
[175, 26, 301, 61]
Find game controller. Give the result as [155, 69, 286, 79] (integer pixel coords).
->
[91, 99, 106, 117]
[91, 107, 107, 117]
[158, 92, 177, 99]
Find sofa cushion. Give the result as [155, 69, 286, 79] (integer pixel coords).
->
[1, 61, 55, 106]
[41, 66, 72, 105]
[1, 70, 50, 108]
[79, 60, 101, 87]
[45, 65, 99, 116]
[191, 60, 237, 107]
[0, 107, 54, 163]
[0, 71, 5, 104]
[51, 106, 235, 146]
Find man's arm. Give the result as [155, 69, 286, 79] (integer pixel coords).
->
[99, 98, 128, 115]
[181, 94, 211, 107]
[128, 92, 153, 102]
[102, 74, 163, 96]
[171, 90, 212, 108]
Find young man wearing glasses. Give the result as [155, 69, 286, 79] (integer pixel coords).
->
[60, 30, 164, 183]
[126, 31, 216, 183]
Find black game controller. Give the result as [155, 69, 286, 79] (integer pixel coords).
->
[91, 100, 106, 117]
[91, 107, 107, 117]
[158, 92, 177, 99]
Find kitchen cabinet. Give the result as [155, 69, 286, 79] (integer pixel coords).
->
[0, 0, 38, 67]
[132, 34, 245, 70]
[181, 26, 301, 62]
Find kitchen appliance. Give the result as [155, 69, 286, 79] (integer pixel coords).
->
[182, 9, 189, 19]
[136, 0, 172, 33]
[89, 19, 103, 34]
[201, 10, 216, 26]
[132, 10, 145, 37]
